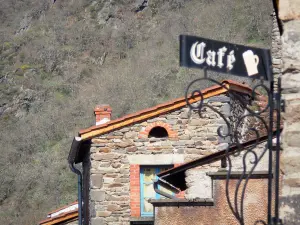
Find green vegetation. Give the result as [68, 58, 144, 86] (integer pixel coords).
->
[0, 0, 273, 224]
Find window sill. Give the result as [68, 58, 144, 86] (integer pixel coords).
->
[130, 217, 154, 225]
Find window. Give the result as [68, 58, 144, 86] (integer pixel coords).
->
[140, 166, 173, 217]
[148, 127, 168, 138]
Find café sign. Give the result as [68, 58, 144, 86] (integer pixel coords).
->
[180, 35, 272, 80]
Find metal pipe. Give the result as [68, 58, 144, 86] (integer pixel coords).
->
[69, 162, 83, 225]
[274, 77, 282, 224]
[68, 137, 83, 225]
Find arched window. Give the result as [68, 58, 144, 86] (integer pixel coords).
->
[148, 126, 168, 138]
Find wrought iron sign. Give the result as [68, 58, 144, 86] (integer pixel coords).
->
[180, 35, 272, 80]
[181, 35, 282, 224]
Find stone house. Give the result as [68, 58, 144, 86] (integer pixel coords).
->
[66, 80, 272, 225]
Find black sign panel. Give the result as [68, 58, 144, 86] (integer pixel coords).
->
[180, 35, 272, 80]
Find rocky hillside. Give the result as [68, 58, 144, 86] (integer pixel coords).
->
[0, 0, 273, 224]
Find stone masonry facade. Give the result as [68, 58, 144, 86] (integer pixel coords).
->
[86, 93, 251, 225]
[279, 0, 300, 224]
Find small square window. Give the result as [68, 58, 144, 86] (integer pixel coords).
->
[140, 166, 173, 217]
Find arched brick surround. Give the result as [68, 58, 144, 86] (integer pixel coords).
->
[138, 121, 178, 139]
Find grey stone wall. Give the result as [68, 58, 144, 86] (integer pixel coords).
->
[279, 1, 300, 224]
[272, 11, 282, 90]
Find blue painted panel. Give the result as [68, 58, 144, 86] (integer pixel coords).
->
[140, 166, 173, 217]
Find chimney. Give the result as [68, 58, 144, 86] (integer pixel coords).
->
[94, 105, 112, 125]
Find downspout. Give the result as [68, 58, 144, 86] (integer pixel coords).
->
[68, 137, 83, 225]
[69, 162, 83, 225]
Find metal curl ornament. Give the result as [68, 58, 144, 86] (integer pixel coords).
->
[183, 72, 278, 225]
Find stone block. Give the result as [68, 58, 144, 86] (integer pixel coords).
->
[282, 73, 300, 93]
[96, 211, 112, 217]
[112, 162, 121, 168]
[92, 153, 119, 161]
[91, 190, 105, 201]
[108, 183, 123, 188]
[189, 119, 209, 126]
[119, 127, 130, 132]
[98, 147, 111, 153]
[107, 204, 121, 211]
[281, 21, 300, 70]
[91, 174, 103, 188]
[91, 217, 105, 225]
[279, 0, 300, 21]
[207, 136, 217, 141]
[285, 178, 300, 188]
[98, 167, 118, 173]
[179, 135, 190, 140]
[124, 131, 137, 139]
[103, 177, 114, 184]
[220, 104, 231, 116]
[180, 108, 191, 119]
[106, 194, 129, 201]
[92, 161, 100, 169]
[116, 140, 133, 148]
[99, 162, 111, 167]
[126, 146, 137, 152]
[201, 150, 214, 156]
[281, 150, 300, 174]
[283, 122, 300, 147]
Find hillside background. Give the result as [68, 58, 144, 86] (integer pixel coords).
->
[0, 0, 273, 224]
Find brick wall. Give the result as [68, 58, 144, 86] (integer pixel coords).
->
[129, 165, 140, 217]
[153, 178, 269, 225]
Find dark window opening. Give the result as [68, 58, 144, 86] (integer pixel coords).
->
[148, 126, 168, 138]
[130, 221, 154, 225]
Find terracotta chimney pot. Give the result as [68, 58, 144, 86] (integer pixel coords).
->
[94, 104, 112, 125]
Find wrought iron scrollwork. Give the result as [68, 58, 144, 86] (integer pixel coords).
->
[184, 69, 281, 225]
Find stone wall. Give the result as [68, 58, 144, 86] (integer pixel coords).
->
[279, 1, 300, 224]
[87, 94, 249, 225]
[272, 10, 282, 90]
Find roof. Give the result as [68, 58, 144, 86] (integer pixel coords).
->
[78, 80, 253, 141]
[39, 202, 78, 225]
[156, 130, 280, 191]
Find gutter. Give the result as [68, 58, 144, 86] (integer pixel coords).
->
[68, 137, 83, 225]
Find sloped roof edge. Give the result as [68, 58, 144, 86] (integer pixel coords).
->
[39, 210, 78, 225]
[47, 201, 78, 215]
[79, 80, 253, 141]
[39, 201, 78, 225]
[157, 130, 280, 191]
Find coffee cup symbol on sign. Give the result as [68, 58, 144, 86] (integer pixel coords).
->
[242, 50, 259, 76]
